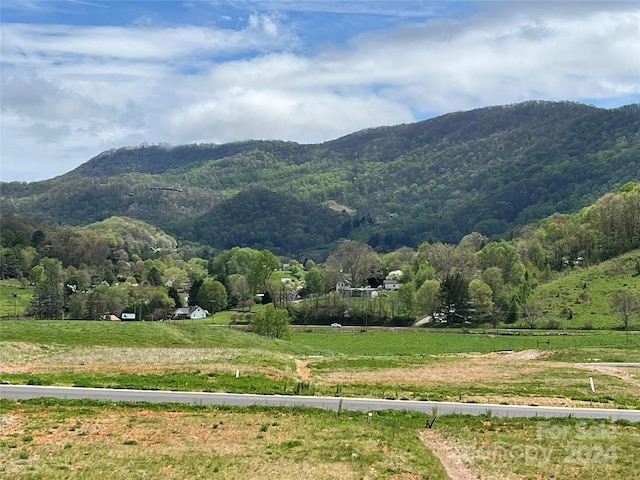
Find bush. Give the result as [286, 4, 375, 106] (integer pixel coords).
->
[545, 319, 561, 330]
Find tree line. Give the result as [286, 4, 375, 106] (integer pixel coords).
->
[1, 182, 638, 327]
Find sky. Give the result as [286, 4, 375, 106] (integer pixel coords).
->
[1, 1, 639, 182]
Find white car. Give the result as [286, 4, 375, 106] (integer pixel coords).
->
[330, 323, 342, 328]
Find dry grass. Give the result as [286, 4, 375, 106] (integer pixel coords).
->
[0, 344, 295, 379]
[0, 404, 447, 480]
[2, 343, 639, 408]
[314, 351, 559, 387]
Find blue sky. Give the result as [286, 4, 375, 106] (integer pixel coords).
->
[1, 1, 639, 181]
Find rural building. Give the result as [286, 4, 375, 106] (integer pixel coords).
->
[172, 306, 208, 320]
[383, 279, 402, 291]
[336, 282, 378, 298]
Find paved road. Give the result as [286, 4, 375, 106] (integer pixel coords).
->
[2, 385, 639, 421]
[580, 363, 640, 367]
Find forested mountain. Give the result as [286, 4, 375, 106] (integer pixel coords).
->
[2, 101, 639, 256]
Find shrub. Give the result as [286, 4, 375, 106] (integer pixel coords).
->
[545, 319, 561, 330]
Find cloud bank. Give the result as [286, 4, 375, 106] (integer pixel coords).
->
[1, 1, 638, 181]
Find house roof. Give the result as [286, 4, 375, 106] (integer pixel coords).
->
[173, 306, 205, 315]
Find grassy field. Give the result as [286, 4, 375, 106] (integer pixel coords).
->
[2, 318, 638, 353]
[0, 400, 448, 480]
[431, 413, 640, 480]
[1, 321, 640, 408]
[0, 319, 305, 352]
[1, 319, 640, 477]
[526, 250, 640, 330]
[291, 329, 640, 355]
[0, 280, 33, 318]
[1, 399, 637, 480]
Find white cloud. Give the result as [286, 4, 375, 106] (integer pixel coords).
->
[1, 2, 639, 182]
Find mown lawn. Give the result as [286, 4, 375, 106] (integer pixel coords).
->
[290, 330, 640, 356]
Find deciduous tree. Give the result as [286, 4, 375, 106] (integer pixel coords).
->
[325, 240, 381, 287]
[250, 304, 291, 339]
[612, 289, 639, 331]
[197, 278, 228, 314]
[416, 279, 441, 317]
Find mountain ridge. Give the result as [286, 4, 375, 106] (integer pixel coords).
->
[2, 100, 639, 256]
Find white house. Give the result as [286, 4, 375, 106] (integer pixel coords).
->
[172, 306, 208, 320]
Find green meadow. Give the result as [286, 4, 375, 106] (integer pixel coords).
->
[1, 317, 640, 479]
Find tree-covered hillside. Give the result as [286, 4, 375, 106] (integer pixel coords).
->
[2, 183, 638, 326]
[2, 101, 638, 255]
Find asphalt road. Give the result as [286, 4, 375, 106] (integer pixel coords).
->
[580, 363, 640, 367]
[2, 385, 639, 421]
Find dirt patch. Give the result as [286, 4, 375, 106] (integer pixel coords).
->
[1, 362, 286, 379]
[459, 394, 610, 408]
[504, 349, 551, 361]
[0, 414, 19, 431]
[419, 429, 478, 480]
[295, 359, 312, 383]
[320, 353, 557, 386]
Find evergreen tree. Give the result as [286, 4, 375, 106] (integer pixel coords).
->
[168, 286, 183, 308]
[30, 258, 64, 319]
[505, 296, 519, 324]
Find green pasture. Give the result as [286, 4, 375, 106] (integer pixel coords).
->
[527, 250, 640, 330]
[0, 280, 33, 318]
[290, 330, 640, 356]
[2, 319, 639, 356]
[0, 319, 305, 354]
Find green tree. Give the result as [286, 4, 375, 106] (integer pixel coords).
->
[197, 278, 228, 314]
[416, 279, 441, 317]
[248, 249, 279, 294]
[168, 286, 183, 308]
[468, 278, 494, 321]
[439, 272, 469, 319]
[505, 296, 519, 324]
[162, 266, 188, 289]
[185, 258, 208, 285]
[418, 241, 476, 281]
[249, 304, 291, 339]
[478, 240, 521, 284]
[67, 292, 88, 320]
[398, 281, 417, 317]
[30, 258, 64, 319]
[86, 284, 129, 320]
[481, 267, 504, 303]
[30, 264, 45, 284]
[303, 267, 325, 296]
[146, 266, 163, 286]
